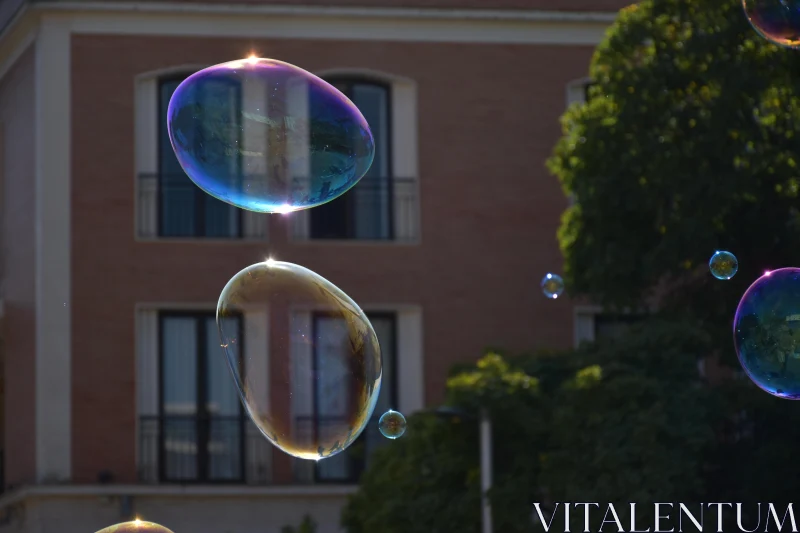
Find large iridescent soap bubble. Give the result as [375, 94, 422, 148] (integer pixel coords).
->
[734, 268, 800, 399]
[167, 57, 375, 213]
[95, 520, 175, 533]
[743, 0, 800, 48]
[217, 260, 382, 459]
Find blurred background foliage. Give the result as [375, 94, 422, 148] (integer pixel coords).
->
[343, 0, 800, 530]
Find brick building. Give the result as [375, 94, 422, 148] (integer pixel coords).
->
[0, 1, 623, 532]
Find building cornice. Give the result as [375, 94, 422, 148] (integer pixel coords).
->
[29, 2, 618, 23]
[0, 483, 359, 509]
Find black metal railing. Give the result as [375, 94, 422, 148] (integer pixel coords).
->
[137, 173, 419, 242]
[291, 414, 389, 484]
[137, 173, 246, 239]
[138, 415, 271, 484]
[304, 177, 418, 242]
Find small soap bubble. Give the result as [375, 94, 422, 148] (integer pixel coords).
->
[541, 273, 564, 299]
[743, 0, 800, 47]
[709, 251, 739, 280]
[734, 267, 800, 399]
[378, 409, 407, 439]
[168, 57, 375, 213]
[95, 520, 174, 533]
[217, 260, 382, 460]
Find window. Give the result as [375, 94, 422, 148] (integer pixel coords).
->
[306, 312, 397, 483]
[594, 314, 642, 341]
[308, 80, 398, 241]
[157, 312, 244, 482]
[154, 76, 243, 238]
[573, 306, 643, 347]
[566, 78, 594, 106]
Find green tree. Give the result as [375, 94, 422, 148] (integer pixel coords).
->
[535, 320, 720, 527]
[343, 2, 800, 530]
[281, 515, 317, 533]
[340, 411, 482, 533]
[342, 321, 721, 532]
[548, 0, 800, 325]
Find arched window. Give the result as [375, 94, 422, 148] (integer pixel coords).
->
[308, 78, 394, 240]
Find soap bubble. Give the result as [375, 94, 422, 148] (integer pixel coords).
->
[541, 273, 564, 299]
[709, 250, 739, 280]
[95, 521, 174, 533]
[217, 260, 382, 459]
[743, 0, 800, 48]
[734, 267, 800, 399]
[378, 409, 407, 439]
[168, 57, 375, 213]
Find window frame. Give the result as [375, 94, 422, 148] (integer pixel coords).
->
[155, 74, 245, 240]
[157, 310, 246, 484]
[309, 310, 398, 484]
[308, 77, 396, 241]
[593, 313, 643, 341]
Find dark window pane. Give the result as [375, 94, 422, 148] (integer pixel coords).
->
[313, 312, 396, 482]
[351, 84, 390, 239]
[161, 317, 198, 481]
[309, 81, 392, 240]
[205, 317, 242, 480]
[157, 78, 241, 238]
[314, 316, 356, 481]
[162, 317, 198, 415]
[159, 313, 244, 483]
[362, 316, 395, 471]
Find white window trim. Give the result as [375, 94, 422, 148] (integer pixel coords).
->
[288, 69, 421, 245]
[134, 303, 272, 484]
[566, 76, 592, 107]
[573, 304, 603, 348]
[133, 66, 268, 242]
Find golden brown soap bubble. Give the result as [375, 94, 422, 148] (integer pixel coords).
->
[95, 520, 175, 533]
[217, 260, 382, 460]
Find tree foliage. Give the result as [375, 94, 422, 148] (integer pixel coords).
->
[342, 1, 800, 530]
[343, 321, 729, 532]
[340, 411, 482, 533]
[548, 0, 800, 318]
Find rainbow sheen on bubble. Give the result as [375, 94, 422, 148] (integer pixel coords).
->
[95, 521, 174, 533]
[709, 250, 739, 280]
[743, 0, 800, 48]
[168, 58, 375, 213]
[217, 260, 382, 459]
[734, 268, 800, 399]
[541, 273, 564, 299]
[378, 409, 407, 439]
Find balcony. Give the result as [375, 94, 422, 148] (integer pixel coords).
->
[138, 415, 272, 484]
[136, 174, 267, 240]
[138, 415, 390, 485]
[136, 173, 419, 242]
[290, 177, 419, 243]
[290, 414, 388, 484]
